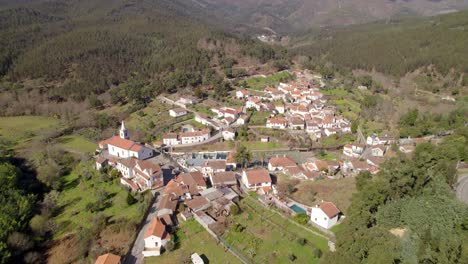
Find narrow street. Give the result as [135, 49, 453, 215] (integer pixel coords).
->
[124, 194, 162, 264]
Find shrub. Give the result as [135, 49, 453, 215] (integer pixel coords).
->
[292, 213, 309, 225]
[126, 192, 137, 205]
[165, 240, 175, 252]
[313, 248, 322, 258]
[288, 254, 296, 261]
[297, 238, 307, 246]
[230, 204, 240, 215]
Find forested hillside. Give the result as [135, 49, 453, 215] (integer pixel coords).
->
[0, 0, 289, 117]
[292, 10, 468, 77]
[322, 128, 468, 263]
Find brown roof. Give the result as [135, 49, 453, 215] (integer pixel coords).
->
[118, 158, 137, 168]
[158, 193, 178, 212]
[164, 133, 178, 139]
[145, 218, 169, 240]
[95, 253, 121, 264]
[319, 202, 340, 218]
[185, 196, 210, 210]
[244, 169, 271, 185]
[226, 151, 236, 164]
[269, 157, 297, 168]
[211, 171, 237, 185]
[99, 136, 142, 152]
[171, 108, 186, 113]
[189, 171, 206, 187]
[180, 129, 210, 138]
[267, 118, 288, 125]
[203, 160, 226, 170]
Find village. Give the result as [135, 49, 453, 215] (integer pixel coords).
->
[92, 70, 446, 264]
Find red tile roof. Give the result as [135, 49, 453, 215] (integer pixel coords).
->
[180, 129, 210, 138]
[95, 253, 121, 264]
[269, 156, 296, 168]
[319, 202, 340, 218]
[99, 136, 143, 152]
[244, 169, 271, 185]
[145, 218, 169, 240]
[203, 160, 227, 170]
[211, 171, 237, 185]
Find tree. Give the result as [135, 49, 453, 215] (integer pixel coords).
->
[29, 214, 49, 236]
[351, 120, 358, 134]
[230, 204, 240, 215]
[233, 145, 252, 168]
[126, 192, 137, 205]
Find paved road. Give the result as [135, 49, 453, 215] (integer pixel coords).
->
[125, 192, 163, 264]
[456, 174, 468, 204]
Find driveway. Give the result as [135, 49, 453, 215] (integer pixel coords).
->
[456, 173, 468, 204]
[124, 193, 163, 264]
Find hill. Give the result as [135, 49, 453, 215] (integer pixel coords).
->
[291, 10, 468, 77]
[0, 0, 289, 116]
[162, 0, 468, 33]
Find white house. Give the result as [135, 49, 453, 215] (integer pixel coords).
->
[237, 114, 250, 125]
[178, 96, 197, 105]
[268, 156, 297, 172]
[236, 89, 250, 99]
[246, 97, 262, 111]
[169, 108, 187, 117]
[399, 145, 415, 153]
[343, 144, 365, 158]
[143, 218, 170, 257]
[191, 253, 205, 264]
[241, 169, 272, 193]
[180, 130, 210, 145]
[222, 129, 236, 141]
[371, 145, 386, 157]
[116, 158, 162, 192]
[366, 134, 395, 146]
[266, 118, 288, 129]
[310, 201, 341, 229]
[99, 121, 153, 160]
[163, 133, 179, 146]
[275, 104, 285, 114]
[201, 160, 226, 177]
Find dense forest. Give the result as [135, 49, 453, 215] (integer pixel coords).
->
[292, 10, 468, 77]
[0, 0, 290, 117]
[322, 128, 468, 263]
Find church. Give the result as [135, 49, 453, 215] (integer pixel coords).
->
[99, 121, 153, 160]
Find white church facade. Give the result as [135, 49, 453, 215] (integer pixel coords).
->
[99, 121, 153, 160]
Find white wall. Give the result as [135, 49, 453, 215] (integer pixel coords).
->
[311, 207, 338, 229]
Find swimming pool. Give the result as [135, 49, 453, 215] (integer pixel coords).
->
[290, 204, 306, 214]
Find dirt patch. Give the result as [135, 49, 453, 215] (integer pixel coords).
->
[47, 235, 81, 264]
[389, 228, 406, 238]
[290, 177, 357, 214]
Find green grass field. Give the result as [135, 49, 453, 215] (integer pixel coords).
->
[223, 198, 328, 264]
[244, 71, 295, 90]
[146, 219, 242, 264]
[53, 162, 143, 239]
[0, 116, 61, 143]
[249, 111, 270, 125]
[56, 135, 97, 153]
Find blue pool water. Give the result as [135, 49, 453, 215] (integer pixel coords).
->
[290, 204, 306, 214]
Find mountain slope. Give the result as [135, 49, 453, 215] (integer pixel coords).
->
[170, 0, 468, 33]
[291, 10, 468, 77]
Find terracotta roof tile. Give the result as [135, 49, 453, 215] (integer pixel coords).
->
[319, 202, 340, 218]
[244, 169, 271, 185]
[95, 253, 121, 264]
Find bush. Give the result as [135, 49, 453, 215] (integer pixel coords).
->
[292, 213, 309, 225]
[297, 238, 307, 246]
[230, 204, 240, 215]
[313, 248, 322, 258]
[165, 240, 175, 252]
[288, 254, 296, 261]
[126, 192, 137, 205]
